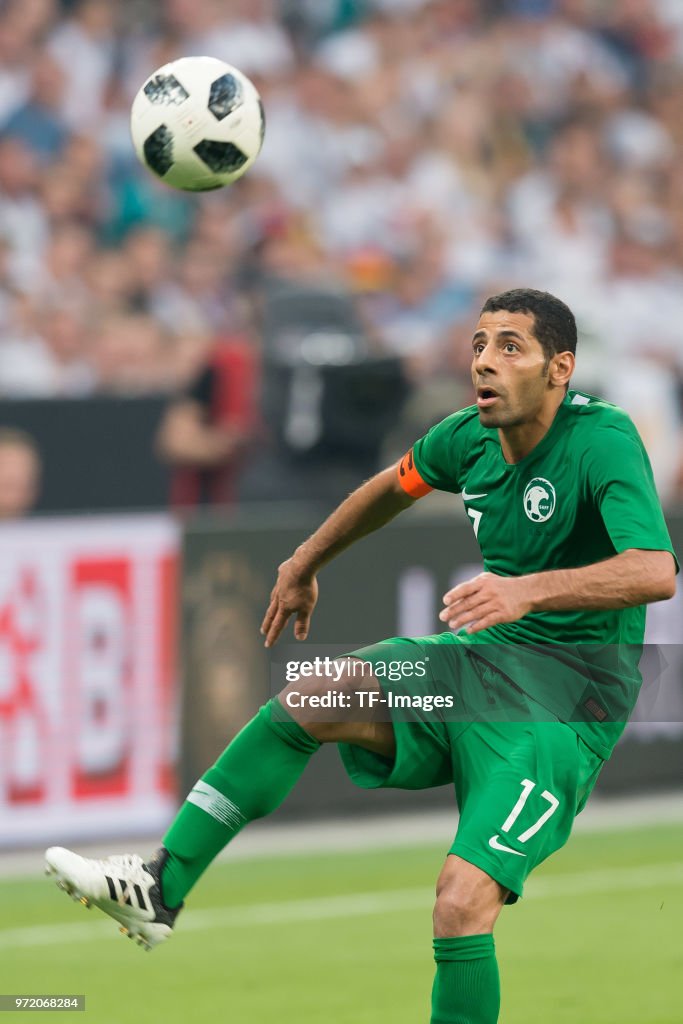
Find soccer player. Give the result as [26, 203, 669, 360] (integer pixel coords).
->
[46, 289, 677, 1023]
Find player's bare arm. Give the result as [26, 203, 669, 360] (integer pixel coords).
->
[441, 548, 677, 634]
[260, 464, 415, 647]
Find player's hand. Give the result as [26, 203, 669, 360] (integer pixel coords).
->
[260, 558, 319, 648]
[439, 572, 534, 635]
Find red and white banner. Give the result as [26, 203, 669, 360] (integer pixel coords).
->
[0, 515, 179, 846]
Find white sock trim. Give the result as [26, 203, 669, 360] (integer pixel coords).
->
[186, 780, 246, 831]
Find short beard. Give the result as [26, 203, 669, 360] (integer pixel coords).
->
[477, 406, 523, 428]
[477, 363, 551, 427]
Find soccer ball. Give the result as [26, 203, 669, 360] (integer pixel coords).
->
[130, 56, 265, 192]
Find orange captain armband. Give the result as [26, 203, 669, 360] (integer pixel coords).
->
[397, 448, 433, 499]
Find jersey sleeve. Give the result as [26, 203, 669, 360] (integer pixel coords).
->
[584, 418, 679, 570]
[397, 409, 475, 498]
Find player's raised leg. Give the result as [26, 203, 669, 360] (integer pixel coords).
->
[45, 662, 393, 950]
[158, 663, 393, 909]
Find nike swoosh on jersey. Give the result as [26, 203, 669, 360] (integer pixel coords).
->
[461, 490, 488, 501]
[488, 835, 527, 857]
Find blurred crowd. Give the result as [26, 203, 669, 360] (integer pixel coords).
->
[1, 0, 683, 510]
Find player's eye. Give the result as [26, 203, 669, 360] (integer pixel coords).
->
[503, 343, 519, 353]
[473, 343, 485, 355]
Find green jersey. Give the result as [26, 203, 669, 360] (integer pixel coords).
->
[406, 390, 678, 758]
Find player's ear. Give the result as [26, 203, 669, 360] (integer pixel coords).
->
[549, 351, 574, 389]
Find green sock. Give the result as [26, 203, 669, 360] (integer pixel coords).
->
[430, 934, 500, 1024]
[160, 699, 320, 908]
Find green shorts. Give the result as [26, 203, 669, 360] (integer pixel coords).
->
[338, 635, 604, 903]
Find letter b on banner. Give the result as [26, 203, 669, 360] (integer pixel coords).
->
[70, 559, 131, 797]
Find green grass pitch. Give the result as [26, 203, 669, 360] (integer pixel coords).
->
[1, 822, 681, 1022]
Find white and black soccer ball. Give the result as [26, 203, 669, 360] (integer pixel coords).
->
[130, 56, 265, 192]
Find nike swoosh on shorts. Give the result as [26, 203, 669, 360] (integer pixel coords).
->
[488, 835, 527, 857]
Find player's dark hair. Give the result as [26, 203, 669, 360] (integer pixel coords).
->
[480, 288, 577, 360]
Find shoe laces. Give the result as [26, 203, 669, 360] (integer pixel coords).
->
[95, 853, 149, 882]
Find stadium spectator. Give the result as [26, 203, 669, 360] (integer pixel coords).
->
[92, 313, 172, 395]
[155, 335, 260, 508]
[0, 139, 46, 279]
[85, 248, 135, 314]
[123, 226, 175, 316]
[198, 0, 296, 79]
[2, 51, 70, 160]
[47, 0, 117, 134]
[0, 16, 33, 126]
[0, 427, 41, 519]
[31, 223, 95, 307]
[364, 246, 474, 379]
[0, 300, 95, 398]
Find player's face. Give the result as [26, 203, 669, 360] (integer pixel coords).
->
[470, 310, 553, 427]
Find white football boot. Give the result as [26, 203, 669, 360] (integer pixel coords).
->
[44, 846, 182, 951]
